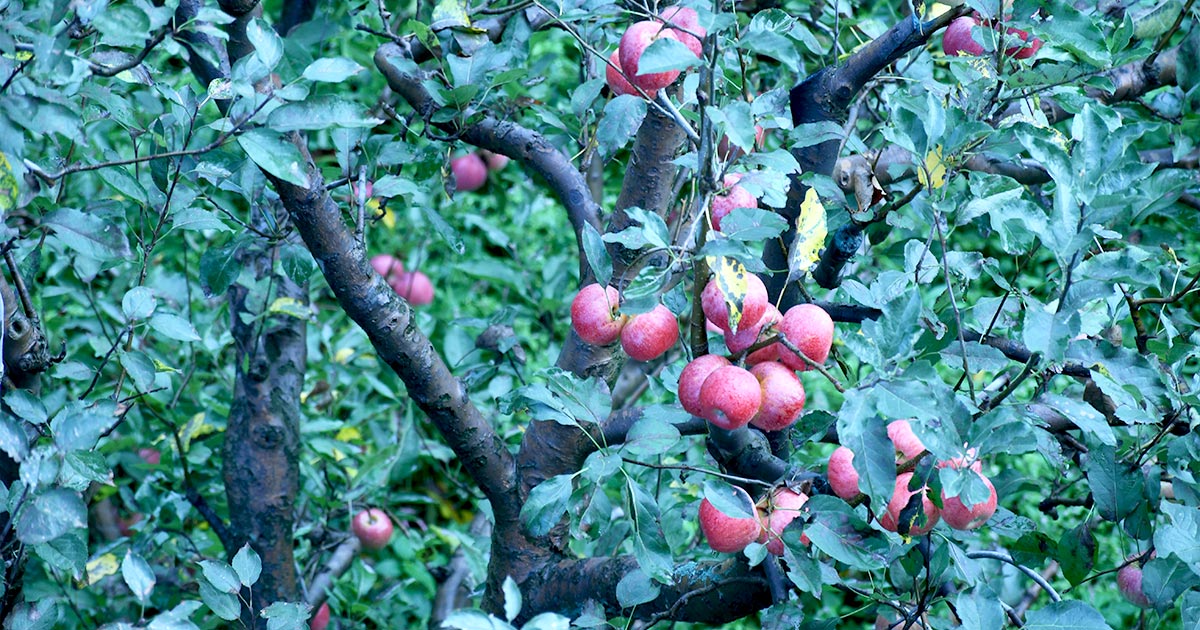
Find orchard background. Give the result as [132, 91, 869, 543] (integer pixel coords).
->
[0, 0, 1197, 627]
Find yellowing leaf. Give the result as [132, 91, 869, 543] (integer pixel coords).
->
[182, 412, 216, 451]
[335, 426, 361, 442]
[787, 188, 827, 276]
[0, 152, 17, 214]
[333, 347, 355, 364]
[268, 297, 310, 320]
[378, 203, 393, 230]
[917, 145, 947, 189]
[86, 554, 120, 586]
[704, 256, 754, 334]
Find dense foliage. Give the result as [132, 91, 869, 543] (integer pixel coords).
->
[0, 0, 1197, 628]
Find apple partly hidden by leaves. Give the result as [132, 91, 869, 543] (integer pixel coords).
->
[620, 304, 679, 361]
[717, 124, 766, 161]
[1117, 560, 1153, 608]
[679, 354, 733, 416]
[726, 304, 781, 355]
[701, 274, 768, 335]
[659, 5, 705, 58]
[777, 303, 834, 371]
[619, 20, 682, 92]
[942, 16, 1042, 59]
[478, 149, 510, 171]
[450, 153, 488, 192]
[711, 173, 757, 232]
[699, 486, 761, 553]
[879, 472, 940, 536]
[352, 508, 394, 551]
[605, 50, 645, 97]
[749, 361, 806, 432]
[827, 446, 861, 500]
[390, 270, 434, 306]
[699, 365, 762, 430]
[759, 488, 809, 556]
[310, 602, 331, 630]
[886, 419, 926, 465]
[939, 461, 997, 530]
[571, 283, 626, 346]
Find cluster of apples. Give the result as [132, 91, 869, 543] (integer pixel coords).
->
[606, 6, 704, 97]
[828, 420, 998, 534]
[450, 149, 509, 193]
[370, 254, 434, 306]
[570, 283, 679, 361]
[942, 15, 1041, 59]
[699, 485, 809, 556]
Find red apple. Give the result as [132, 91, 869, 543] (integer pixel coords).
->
[659, 5, 705, 58]
[619, 21, 682, 92]
[478, 150, 510, 171]
[749, 362, 806, 432]
[390, 270, 434, 306]
[717, 124, 766, 160]
[698, 486, 761, 553]
[605, 50, 650, 98]
[699, 365, 762, 430]
[711, 173, 757, 231]
[940, 465, 997, 531]
[879, 472, 939, 536]
[886, 419, 926, 465]
[679, 354, 732, 416]
[726, 304, 781, 355]
[450, 153, 488, 192]
[138, 448, 161, 465]
[351, 180, 373, 201]
[1117, 560, 1153, 608]
[942, 17, 985, 57]
[758, 488, 808, 556]
[701, 275, 768, 335]
[570, 283, 626, 345]
[620, 304, 679, 361]
[310, 602, 331, 630]
[1004, 26, 1042, 59]
[827, 446, 861, 500]
[370, 254, 403, 278]
[352, 508, 394, 551]
[777, 304, 834, 371]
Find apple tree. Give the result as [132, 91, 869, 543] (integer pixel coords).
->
[0, 0, 1197, 627]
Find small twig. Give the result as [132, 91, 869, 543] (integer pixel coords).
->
[654, 91, 700, 145]
[1146, 0, 1196, 67]
[774, 336, 845, 393]
[620, 458, 775, 488]
[0, 54, 34, 95]
[965, 550, 1061, 602]
[89, 26, 173, 77]
[977, 351, 1040, 413]
[933, 211, 974, 403]
[305, 535, 362, 607]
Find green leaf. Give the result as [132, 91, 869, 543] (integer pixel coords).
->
[702, 481, 753, 520]
[802, 496, 891, 570]
[199, 580, 241, 620]
[147, 601, 204, 630]
[52, 405, 113, 452]
[238, 129, 310, 187]
[200, 559, 241, 594]
[1085, 443, 1141, 522]
[120, 349, 157, 392]
[122, 287, 157, 321]
[5, 390, 48, 424]
[620, 416, 680, 457]
[200, 242, 243, 297]
[520, 613, 570, 630]
[302, 58, 365, 83]
[1056, 524, 1095, 586]
[581, 222, 612, 286]
[502, 576, 521, 622]
[260, 602, 310, 630]
[171, 207, 232, 232]
[149, 313, 201, 342]
[597, 95, 646, 158]
[718, 207, 788, 242]
[122, 550, 156, 604]
[635, 37, 699, 75]
[267, 96, 383, 132]
[442, 610, 516, 630]
[232, 544, 262, 588]
[16, 489, 87, 544]
[43, 208, 132, 261]
[1022, 601, 1111, 630]
[615, 569, 660, 608]
[247, 18, 282, 70]
[520, 474, 573, 537]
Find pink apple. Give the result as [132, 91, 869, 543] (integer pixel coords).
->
[370, 254, 403, 278]
[711, 174, 758, 231]
[701, 275, 769, 335]
[138, 448, 161, 465]
[827, 446, 861, 500]
[619, 21, 682, 92]
[679, 354, 732, 416]
[450, 153, 488, 192]
[777, 303, 834, 371]
[758, 488, 808, 556]
[570, 283, 626, 345]
[886, 419, 926, 465]
[659, 5, 705, 58]
[478, 149, 510, 171]
[390, 270, 434, 306]
[726, 304, 781, 355]
[698, 486, 761, 553]
[879, 472, 939, 536]
[351, 180, 373, 200]
[940, 464, 997, 531]
[605, 50, 650, 98]
[1117, 561, 1153, 608]
[699, 365, 762, 430]
[942, 17, 985, 57]
[310, 602, 331, 630]
[749, 362, 806, 432]
[1004, 26, 1042, 59]
[620, 304, 679, 361]
[352, 508, 394, 551]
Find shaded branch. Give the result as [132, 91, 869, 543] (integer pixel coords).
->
[88, 27, 172, 77]
[305, 536, 361, 608]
